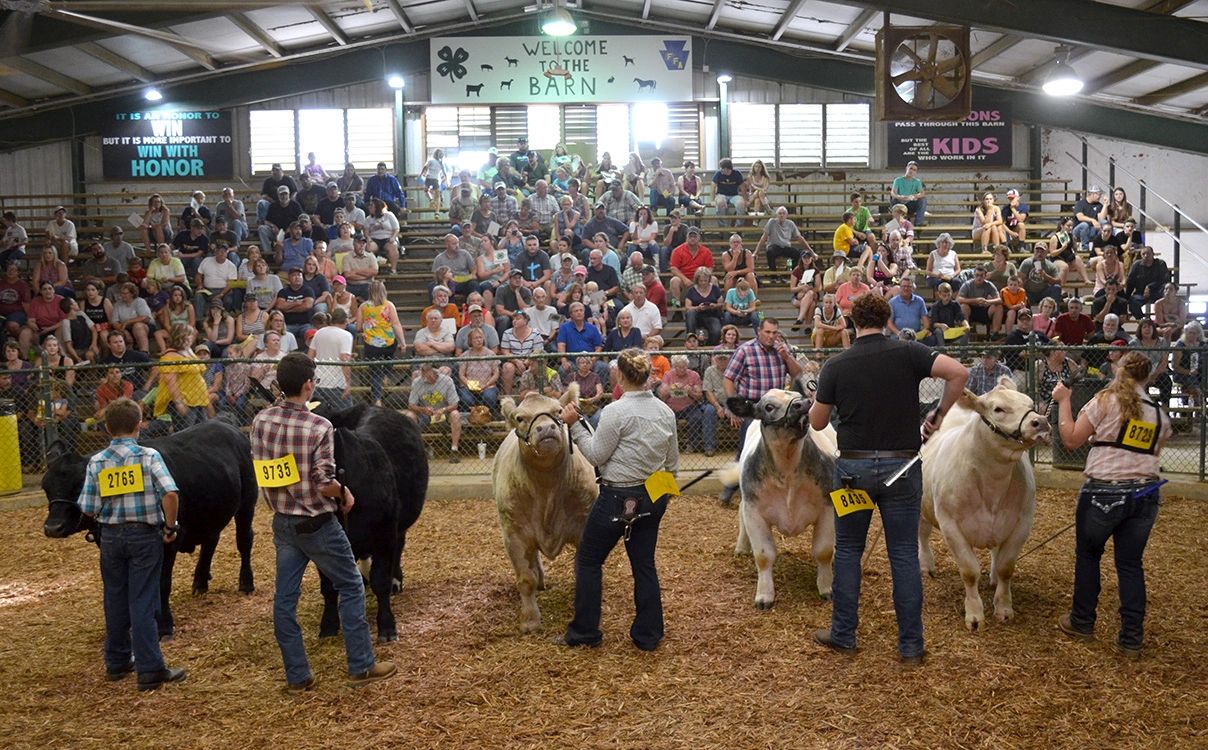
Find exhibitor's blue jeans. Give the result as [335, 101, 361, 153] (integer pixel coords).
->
[829, 457, 925, 658]
[457, 384, 500, 414]
[1072, 221, 1099, 250]
[1070, 482, 1160, 650]
[649, 189, 676, 216]
[314, 387, 352, 412]
[1128, 282, 1165, 319]
[272, 513, 375, 684]
[286, 323, 311, 344]
[674, 402, 717, 452]
[98, 523, 166, 676]
[565, 485, 668, 650]
[363, 342, 396, 404]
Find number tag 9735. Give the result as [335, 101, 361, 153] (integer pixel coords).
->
[99, 464, 145, 498]
[1121, 419, 1157, 451]
[254, 454, 301, 488]
[830, 487, 875, 517]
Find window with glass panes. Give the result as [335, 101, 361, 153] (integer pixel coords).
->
[248, 108, 394, 174]
[727, 102, 869, 167]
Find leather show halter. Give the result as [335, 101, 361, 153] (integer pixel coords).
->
[515, 411, 573, 456]
[978, 407, 1043, 445]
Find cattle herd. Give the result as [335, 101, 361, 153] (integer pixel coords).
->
[39, 377, 1053, 652]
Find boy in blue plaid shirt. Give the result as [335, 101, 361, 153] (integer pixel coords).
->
[77, 397, 186, 691]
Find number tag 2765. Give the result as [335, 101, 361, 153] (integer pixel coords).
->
[254, 454, 301, 488]
[99, 464, 145, 498]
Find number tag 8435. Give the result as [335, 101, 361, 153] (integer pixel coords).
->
[254, 454, 301, 488]
[830, 487, 875, 517]
[99, 464, 145, 498]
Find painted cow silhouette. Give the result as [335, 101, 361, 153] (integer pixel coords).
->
[634, 78, 657, 92]
[505, 56, 519, 67]
[481, 64, 494, 71]
[466, 83, 484, 97]
[500, 79, 513, 90]
[623, 55, 635, 66]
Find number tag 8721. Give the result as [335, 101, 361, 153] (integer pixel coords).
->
[1121, 419, 1157, 451]
[254, 454, 301, 488]
[830, 487, 875, 517]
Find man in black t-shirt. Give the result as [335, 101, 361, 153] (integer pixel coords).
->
[809, 294, 967, 664]
[100, 329, 153, 393]
[276, 268, 316, 341]
[260, 186, 304, 257]
[712, 158, 746, 223]
[171, 219, 209, 277]
[1003, 310, 1049, 372]
[1071, 186, 1104, 251]
[493, 270, 532, 337]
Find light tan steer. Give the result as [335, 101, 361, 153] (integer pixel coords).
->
[493, 383, 598, 632]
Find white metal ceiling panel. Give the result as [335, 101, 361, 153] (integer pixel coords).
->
[166, 17, 264, 55]
[23, 47, 129, 87]
[0, 69, 64, 98]
[94, 34, 198, 71]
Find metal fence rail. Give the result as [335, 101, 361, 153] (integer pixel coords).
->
[6, 342, 1203, 481]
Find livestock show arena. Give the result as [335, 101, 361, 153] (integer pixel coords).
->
[1, 1, 1208, 748]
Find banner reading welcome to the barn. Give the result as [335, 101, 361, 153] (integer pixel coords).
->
[428, 35, 692, 104]
[101, 109, 233, 179]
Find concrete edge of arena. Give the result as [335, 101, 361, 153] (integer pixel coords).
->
[3, 468, 1204, 513]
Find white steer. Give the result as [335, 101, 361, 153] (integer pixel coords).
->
[494, 383, 598, 633]
[722, 386, 838, 609]
[919, 376, 1051, 631]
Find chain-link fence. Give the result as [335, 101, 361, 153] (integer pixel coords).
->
[7, 341, 1204, 481]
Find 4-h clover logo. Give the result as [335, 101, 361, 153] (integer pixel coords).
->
[437, 46, 470, 82]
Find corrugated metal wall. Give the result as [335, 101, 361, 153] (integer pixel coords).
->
[21, 73, 1033, 196]
[0, 141, 73, 203]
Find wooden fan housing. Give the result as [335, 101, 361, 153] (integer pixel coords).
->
[876, 24, 972, 122]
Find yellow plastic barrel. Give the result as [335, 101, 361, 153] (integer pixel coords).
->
[0, 410, 20, 495]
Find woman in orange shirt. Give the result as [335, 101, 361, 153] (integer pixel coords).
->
[999, 273, 1029, 334]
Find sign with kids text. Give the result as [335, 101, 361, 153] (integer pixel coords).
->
[886, 103, 1012, 167]
[428, 35, 692, 104]
[101, 109, 233, 179]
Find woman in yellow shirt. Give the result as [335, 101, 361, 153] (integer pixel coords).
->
[154, 323, 210, 431]
[355, 280, 407, 406]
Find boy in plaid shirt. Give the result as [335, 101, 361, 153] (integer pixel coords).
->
[77, 397, 185, 691]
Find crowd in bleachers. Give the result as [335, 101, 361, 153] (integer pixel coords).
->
[0, 138, 1200, 467]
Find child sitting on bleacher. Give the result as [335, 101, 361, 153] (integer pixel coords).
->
[584, 281, 608, 331]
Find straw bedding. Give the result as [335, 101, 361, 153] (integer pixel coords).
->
[0, 489, 1204, 749]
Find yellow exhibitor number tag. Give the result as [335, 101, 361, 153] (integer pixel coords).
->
[1121, 419, 1158, 451]
[254, 454, 301, 488]
[830, 487, 875, 517]
[99, 464, 145, 498]
[645, 471, 680, 503]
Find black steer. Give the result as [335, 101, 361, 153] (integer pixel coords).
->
[317, 404, 428, 642]
[42, 420, 257, 638]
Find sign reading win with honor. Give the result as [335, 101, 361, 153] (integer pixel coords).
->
[101, 109, 233, 179]
[429, 35, 692, 104]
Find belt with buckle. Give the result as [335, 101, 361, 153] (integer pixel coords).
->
[839, 449, 916, 460]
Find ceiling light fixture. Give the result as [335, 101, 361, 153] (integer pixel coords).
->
[144, 88, 163, 102]
[716, 73, 733, 84]
[542, 0, 577, 36]
[387, 74, 405, 90]
[1042, 48, 1083, 97]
